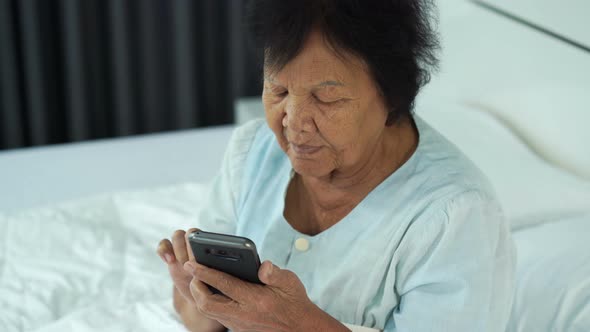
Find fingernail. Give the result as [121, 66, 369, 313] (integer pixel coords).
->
[267, 262, 274, 277]
[164, 253, 174, 264]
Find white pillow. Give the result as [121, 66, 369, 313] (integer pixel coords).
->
[475, 82, 590, 180]
[508, 213, 590, 332]
[420, 1, 590, 180]
[418, 103, 590, 229]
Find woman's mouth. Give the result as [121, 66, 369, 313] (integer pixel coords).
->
[290, 143, 322, 155]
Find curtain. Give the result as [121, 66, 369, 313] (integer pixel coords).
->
[0, 0, 262, 150]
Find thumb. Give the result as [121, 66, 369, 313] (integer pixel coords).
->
[258, 260, 292, 288]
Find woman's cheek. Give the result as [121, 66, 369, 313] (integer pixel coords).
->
[315, 104, 355, 144]
[264, 101, 289, 149]
[263, 99, 281, 125]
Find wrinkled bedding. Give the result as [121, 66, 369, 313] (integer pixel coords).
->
[0, 183, 206, 332]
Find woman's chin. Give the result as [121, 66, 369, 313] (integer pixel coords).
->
[289, 155, 332, 178]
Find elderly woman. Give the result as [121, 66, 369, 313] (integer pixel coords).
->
[157, 1, 515, 331]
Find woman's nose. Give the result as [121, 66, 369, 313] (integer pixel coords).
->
[283, 96, 317, 134]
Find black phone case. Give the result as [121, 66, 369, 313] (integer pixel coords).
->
[188, 231, 262, 295]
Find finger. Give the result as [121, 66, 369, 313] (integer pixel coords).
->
[185, 228, 200, 262]
[258, 261, 300, 292]
[258, 260, 275, 284]
[171, 230, 189, 264]
[189, 274, 213, 298]
[185, 261, 251, 303]
[157, 239, 175, 264]
[258, 260, 289, 286]
[189, 276, 236, 319]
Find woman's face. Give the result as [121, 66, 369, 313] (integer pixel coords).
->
[263, 29, 389, 179]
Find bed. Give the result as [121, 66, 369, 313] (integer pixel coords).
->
[1, 1, 589, 331]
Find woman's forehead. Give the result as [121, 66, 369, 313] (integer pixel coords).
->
[263, 56, 364, 89]
[265, 73, 347, 89]
[264, 29, 367, 87]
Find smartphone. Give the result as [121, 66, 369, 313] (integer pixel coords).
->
[188, 230, 262, 294]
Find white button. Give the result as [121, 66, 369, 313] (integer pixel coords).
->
[294, 238, 310, 252]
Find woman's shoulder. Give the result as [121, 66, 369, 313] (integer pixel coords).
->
[224, 118, 272, 164]
[220, 119, 268, 192]
[223, 118, 285, 189]
[410, 115, 498, 202]
[390, 118, 512, 271]
[229, 118, 267, 148]
[384, 115, 505, 234]
[232, 118, 288, 166]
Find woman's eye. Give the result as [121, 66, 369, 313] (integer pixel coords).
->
[315, 95, 342, 105]
[275, 90, 288, 97]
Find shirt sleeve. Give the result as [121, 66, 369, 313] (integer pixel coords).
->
[384, 190, 516, 332]
[195, 119, 264, 234]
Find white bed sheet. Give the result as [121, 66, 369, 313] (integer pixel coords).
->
[0, 183, 206, 332]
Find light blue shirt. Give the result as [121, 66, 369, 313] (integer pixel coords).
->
[197, 116, 516, 331]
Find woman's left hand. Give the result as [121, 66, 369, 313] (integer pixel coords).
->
[183, 260, 349, 332]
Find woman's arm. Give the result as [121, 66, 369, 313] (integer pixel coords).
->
[384, 191, 516, 331]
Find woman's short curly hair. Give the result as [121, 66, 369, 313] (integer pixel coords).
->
[247, 0, 440, 125]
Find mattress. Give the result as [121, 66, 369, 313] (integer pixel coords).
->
[0, 126, 233, 212]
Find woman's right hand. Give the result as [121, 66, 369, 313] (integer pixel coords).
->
[157, 228, 226, 332]
[158, 228, 198, 304]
